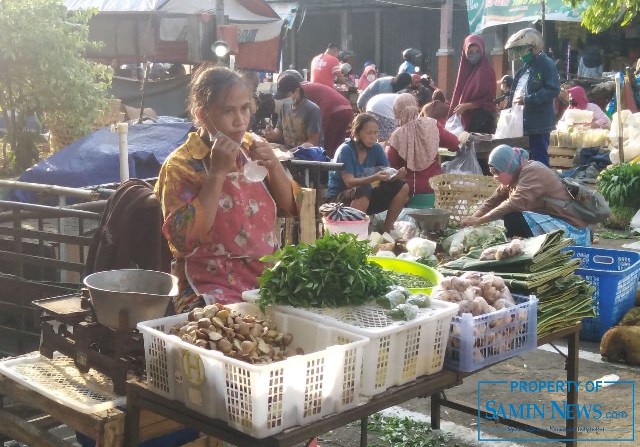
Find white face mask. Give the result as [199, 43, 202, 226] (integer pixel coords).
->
[366, 74, 376, 82]
[281, 97, 293, 107]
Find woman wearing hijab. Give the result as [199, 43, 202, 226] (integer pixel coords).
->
[461, 145, 590, 245]
[385, 93, 459, 207]
[562, 86, 610, 129]
[448, 35, 497, 133]
[358, 64, 377, 91]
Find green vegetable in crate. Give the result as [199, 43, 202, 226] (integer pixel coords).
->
[387, 271, 435, 289]
[257, 233, 392, 309]
[387, 303, 420, 321]
[319, 202, 368, 221]
[406, 293, 431, 308]
[376, 287, 408, 309]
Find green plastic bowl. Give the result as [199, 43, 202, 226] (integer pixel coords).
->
[368, 256, 443, 295]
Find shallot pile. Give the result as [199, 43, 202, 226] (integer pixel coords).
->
[170, 303, 300, 364]
[433, 272, 529, 362]
[479, 239, 524, 261]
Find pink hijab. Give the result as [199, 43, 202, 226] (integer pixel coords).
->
[357, 65, 377, 90]
[448, 35, 497, 127]
[388, 93, 439, 172]
[567, 86, 588, 110]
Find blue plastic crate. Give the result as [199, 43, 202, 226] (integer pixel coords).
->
[445, 294, 538, 373]
[564, 246, 640, 342]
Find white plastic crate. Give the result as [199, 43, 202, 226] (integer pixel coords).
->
[0, 352, 124, 413]
[138, 303, 368, 438]
[445, 294, 538, 373]
[243, 291, 459, 396]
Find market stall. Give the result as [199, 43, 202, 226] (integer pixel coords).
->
[2, 191, 635, 447]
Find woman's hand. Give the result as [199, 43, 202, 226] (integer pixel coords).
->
[395, 167, 407, 180]
[375, 171, 391, 182]
[209, 134, 240, 176]
[460, 216, 483, 227]
[249, 139, 280, 172]
[453, 102, 473, 115]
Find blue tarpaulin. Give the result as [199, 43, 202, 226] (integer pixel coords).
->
[12, 121, 193, 203]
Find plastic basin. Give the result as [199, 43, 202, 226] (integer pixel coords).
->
[368, 256, 443, 294]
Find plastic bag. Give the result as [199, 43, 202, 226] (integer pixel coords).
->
[445, 114, 465, 136]
[442, 141, 482, 175]
[443, 225, 507, 258]
[631, 208, 640, 230]
[494, 105, 524, 139]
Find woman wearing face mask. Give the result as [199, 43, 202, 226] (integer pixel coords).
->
[154, 66, 301, 313]
[460, 145, 590, 245]
[358, 64, 378, 91]
[448, 35, 497, 134]
[327, 113, 410, 232]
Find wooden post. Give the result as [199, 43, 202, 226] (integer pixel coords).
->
[299, 188, 317, 243]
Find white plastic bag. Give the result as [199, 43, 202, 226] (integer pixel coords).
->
[494, 105, 524, 139]
[442, 141, 482, 175]
[445, 114, 465, 137]
[631, 208, 640, 231]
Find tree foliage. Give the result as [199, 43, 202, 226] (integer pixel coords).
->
[0, 0, 112, 169]
[569, 0, 640, 34]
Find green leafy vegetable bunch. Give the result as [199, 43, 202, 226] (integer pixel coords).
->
[257, 233, 392, 309]
[598, 163, 640, 225]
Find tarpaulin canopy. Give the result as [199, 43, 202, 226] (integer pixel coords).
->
[63, 0, 284, 71]
[467, 0, 586, 35]
[11, 121, 192, 203]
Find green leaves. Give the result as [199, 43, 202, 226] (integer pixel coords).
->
[367, 413, 454, 447]
[257, 233, 392, 310]
[0, 0, 112, 166]
[566, 0, 640, 34]
[597, 163, 640, 209]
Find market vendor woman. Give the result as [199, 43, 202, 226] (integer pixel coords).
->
[460, 145, 590, 245]
[327, 113, 409, 232]
[155, 66, 300, 313]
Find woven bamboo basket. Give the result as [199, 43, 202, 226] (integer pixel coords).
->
[428, 174, 499, 225]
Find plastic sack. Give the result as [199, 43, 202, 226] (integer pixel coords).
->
[631, 208, 640, 230]
[445, 114, 465, 136]
[494, 105, 524, 139]
[442, 141, 482, 175]
[291, 146, 330, 162]
[443, 225, 507, 258]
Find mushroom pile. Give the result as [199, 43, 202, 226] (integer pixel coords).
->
[170, 303, 299, 364]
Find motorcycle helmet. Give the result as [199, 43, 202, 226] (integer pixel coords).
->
[340, 63, 353, 76]
[402, 48, 422, 66]
[505, 28, 544, 61]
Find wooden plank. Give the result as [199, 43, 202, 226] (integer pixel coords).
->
[0, 375, 125, 446]
[0, 408, 67, 447]
[550, 157, 575, 168]
[298, 188, 316, 244]
[181, 436, 226, 447]
[0, 250, 84, 272]
[283, 218, 295, 246]
[138, 411, 185, 441]
[0, 226, 92, 245]
[548, 146, 577, 157]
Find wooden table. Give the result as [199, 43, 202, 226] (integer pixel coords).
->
[431, 323, 582, 447]
[0, 373, 125, 447]
[0, 362, 192, 447]
[124, 371, 460, 447]
[124, 323, 582, 447]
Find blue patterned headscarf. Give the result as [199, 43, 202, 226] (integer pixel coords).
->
[488, 144, 529, 174]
